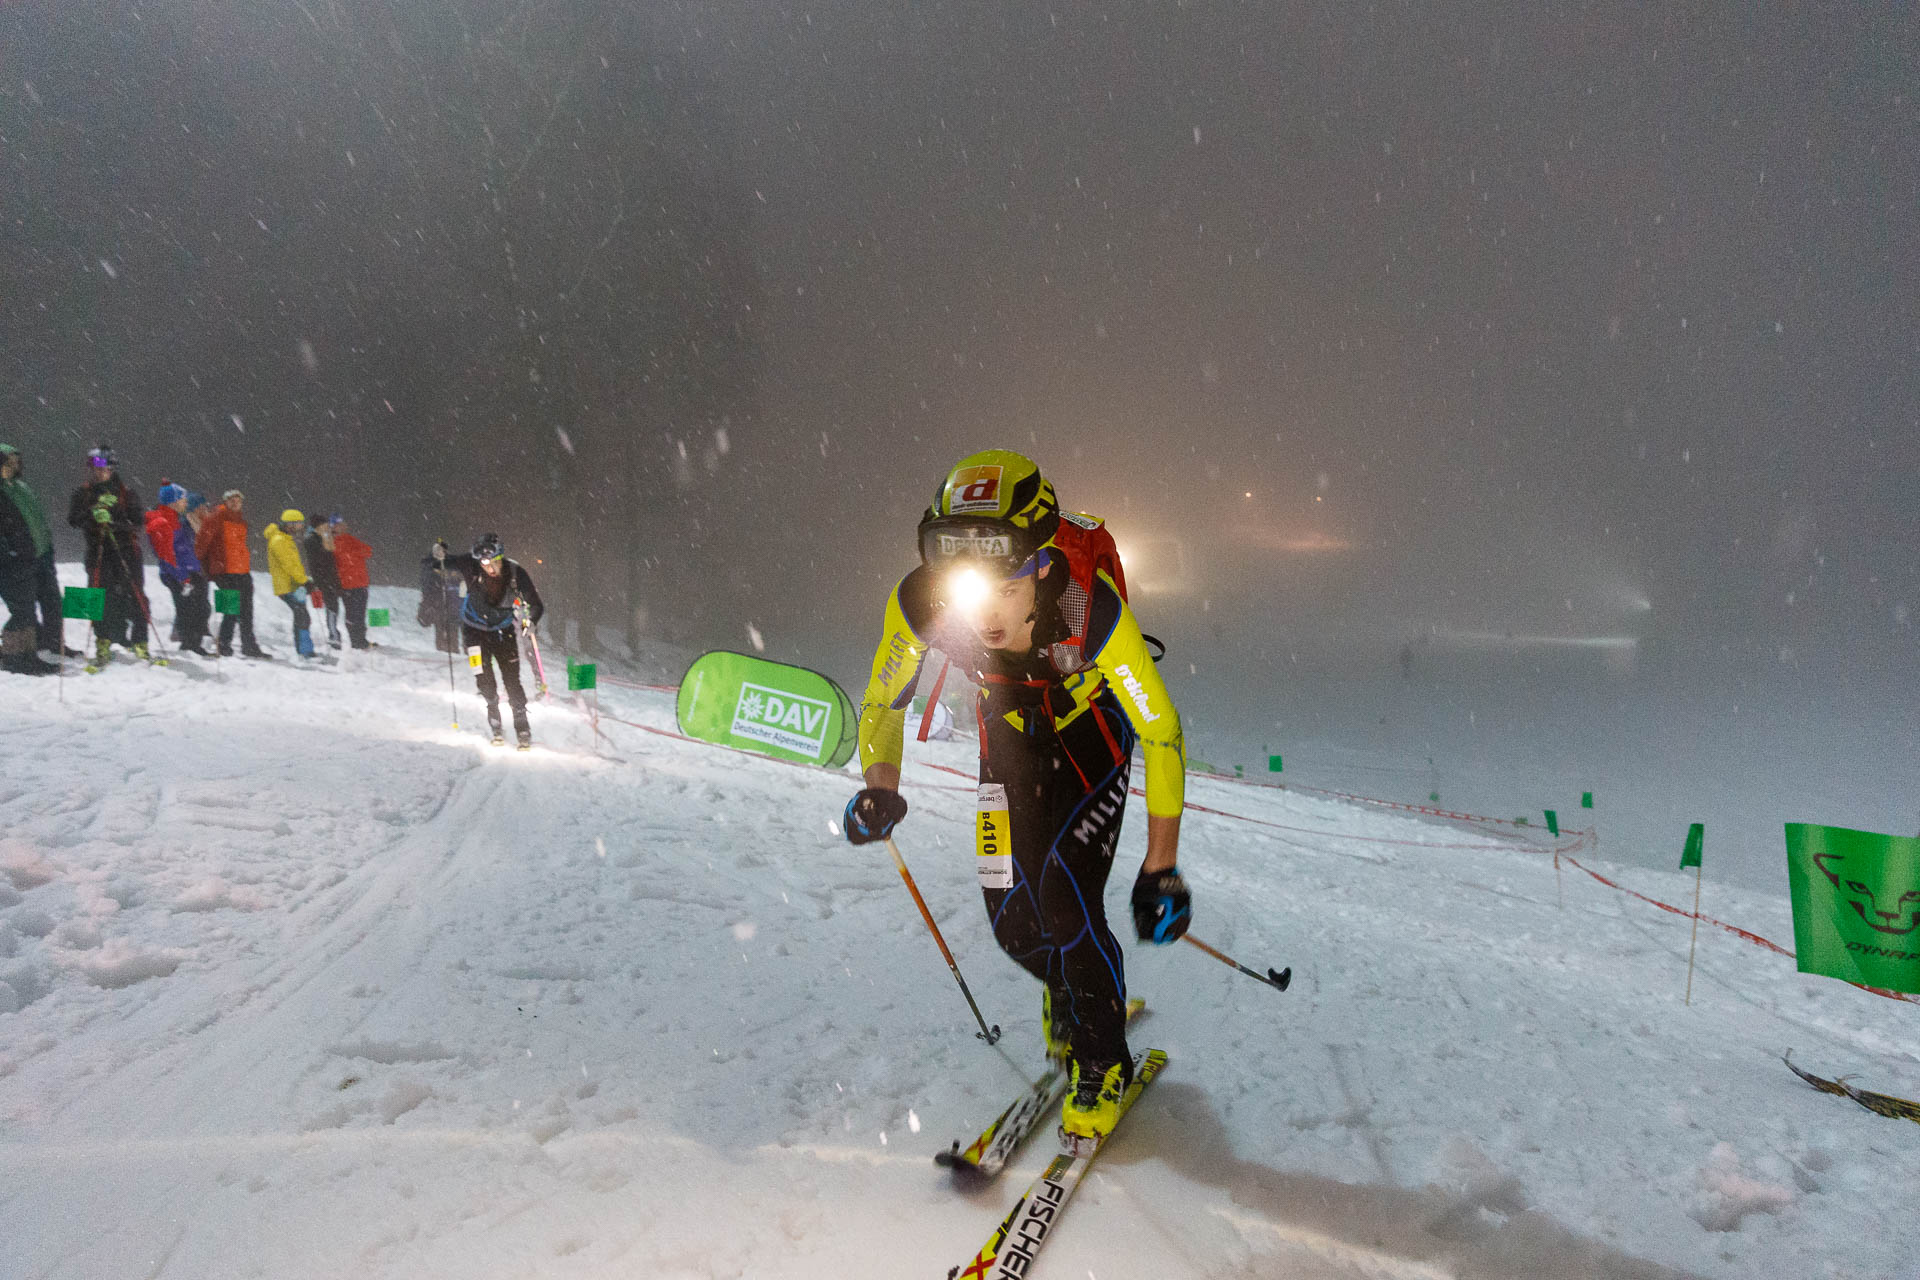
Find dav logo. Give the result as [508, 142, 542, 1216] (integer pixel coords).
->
[732, 682, 833, 755]
[949, 464, 1003, 514]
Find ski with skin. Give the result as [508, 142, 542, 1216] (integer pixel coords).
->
[946, 1048, 1168, 1280]
[1785, 1051, 1920, 1125]
[936, 998, 1145, 1182]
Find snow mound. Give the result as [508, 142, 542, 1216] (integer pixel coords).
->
[74, 938, 185, 988]
[1690, 1142, 1796, 1232]
[172, 877, 266, 913]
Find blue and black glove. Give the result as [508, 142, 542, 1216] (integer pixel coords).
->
[1131, 867, 1192, 945]
[844, 787, 908, 846]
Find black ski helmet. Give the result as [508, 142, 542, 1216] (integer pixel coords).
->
[472, 533, 504, 561]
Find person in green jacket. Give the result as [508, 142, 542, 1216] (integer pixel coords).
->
[0, 444, 59, 675]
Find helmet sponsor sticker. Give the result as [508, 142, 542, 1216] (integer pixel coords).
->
[936, 530, 1013, 559]
[731, 682, 833, 755]
[949, 465, 1004, 514]
[976, 782, 1012, 889]
[1059, 511, 1099, 530]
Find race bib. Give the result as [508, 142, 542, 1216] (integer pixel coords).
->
[467, 647, 484, 670]
[975, 783, 1012, 890]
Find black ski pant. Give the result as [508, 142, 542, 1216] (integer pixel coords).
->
[341, 586, 369, 648]
[464, 624, 528, 735]
[214, 572, 260, 654]
[316, 584, 342, 646]
[164, 575, 211, 651]
[30, 552, 62, 652]
[978, 687, 1137, 1074]
[88, 549, 147, 647]
[0, 562, 34, 644]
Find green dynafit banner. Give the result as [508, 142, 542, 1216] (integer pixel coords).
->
[567, 659, 597, 691]
[676, 651, 857, 768]
[1785, 823, 1920, 994]
[366, 607, 391, 627]
[62, 586, 104, 620]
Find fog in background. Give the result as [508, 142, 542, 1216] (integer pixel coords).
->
[4, 2, 1915, 890]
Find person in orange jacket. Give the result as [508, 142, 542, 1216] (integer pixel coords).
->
[327, 516, 375, 650]
[195, 489, 268, 658]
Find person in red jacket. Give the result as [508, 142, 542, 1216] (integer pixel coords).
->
[195, 489, 268, 658]
[327, 515, 375, 650]
[145, 482, 212, 655]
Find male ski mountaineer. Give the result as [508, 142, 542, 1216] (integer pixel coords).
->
[844, 450, 1192, 1142]
[66, 446, 150, 665]
[444, 533, 543, 748]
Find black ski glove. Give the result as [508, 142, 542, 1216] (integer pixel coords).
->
[1131, 867, 1192, 945]
[844, 788, 908, 845]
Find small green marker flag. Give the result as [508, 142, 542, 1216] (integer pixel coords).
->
[1268, 754, 1283, 773]
[367, 607, 391, 627]
[567, 659, 598, 691]
[1581, 791, 1594, 809]
[214, 588, 242, 614]
[1681, 823, 1708, 1004]
[1545, 810, 1559, 837]
[61, 586, 105, 621]
[1234, 764, 1244, 778]
[1785, 823, 1920, 995]
[1680, 823, 1704, 869]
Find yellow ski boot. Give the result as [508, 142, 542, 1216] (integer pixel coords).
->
[1061, 1056, 1131, 1143]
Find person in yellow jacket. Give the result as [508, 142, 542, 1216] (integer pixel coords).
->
[844, 449, 1189, 1142]
[262, 510, 322, 659]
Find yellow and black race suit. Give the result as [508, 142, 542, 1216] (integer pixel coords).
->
[855, 562, 1184, 1070]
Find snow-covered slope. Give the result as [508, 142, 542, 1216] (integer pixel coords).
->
[2, 569, 1916, 1280]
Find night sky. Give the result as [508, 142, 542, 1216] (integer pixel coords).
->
[3, 2, 1915, 876]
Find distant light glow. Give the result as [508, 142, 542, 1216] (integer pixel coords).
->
[1434, 629, 1639, 652]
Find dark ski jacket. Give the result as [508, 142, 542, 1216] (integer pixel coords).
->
[417, 556, 464, 625]
[67, 476, 145, 573]
[446, 553, 543, 633]
[303, 526, 342, 593]
[0, 475, 49, 572]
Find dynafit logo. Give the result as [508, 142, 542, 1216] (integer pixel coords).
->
[949, 465, 1004, 514]
[1815, 852, 1920, 935]
[731, 683, 833, 756]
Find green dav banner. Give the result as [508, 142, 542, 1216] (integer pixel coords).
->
[1785, 823, 1920, 995]
[62, 586, 105, 621]
[367, 607, 391, 627]
[214, 588, 242, 614]
[676, 650, 857, 768]
[567, 659, 597, 691]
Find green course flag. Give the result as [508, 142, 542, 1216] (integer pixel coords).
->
[1268, 754, 1283, 773]
[567, 659, 597, 692]
[1581, 791, 1594, 809]
[1544, 810, 1559, 836]
[214, 588, 242, 614]
[61, 586, 104, 621]
[367, 607, 391, 627]
[676, 650, 857, 768]
[1785, 823, 1920, 995]
[1680, 823, 1704, 869]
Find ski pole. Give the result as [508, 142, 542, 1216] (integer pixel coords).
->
[446, 639, 459, 728]
[883, 836, 1002, 1044]
[106, 526, 167, 662]
[1184, 934, 1291, 992]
